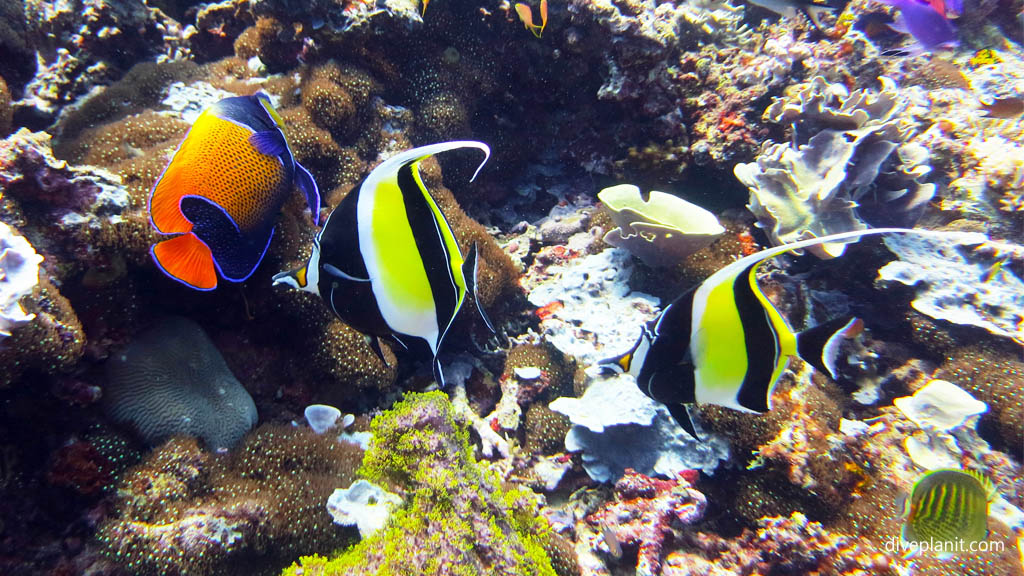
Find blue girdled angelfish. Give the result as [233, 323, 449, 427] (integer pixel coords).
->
[149, 93, 320, 291]
[273, 141, 494, 385]
[604, 227, 986, 438]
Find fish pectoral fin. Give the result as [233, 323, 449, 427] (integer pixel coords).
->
[295, 163, 321, 225]
[151, 233, 218, 291]
[796, 316, 861, 379]
[647, 368, 697, 405]
[463, 242, 496, 333]
[180, 195, 273, 282]
[249, 129, 288, 158]
[666, 403, 701, 441]
[323, 263, 370, 283]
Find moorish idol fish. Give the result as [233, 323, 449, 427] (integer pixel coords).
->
[900, 468, 995, 551]
[746, 0, 845, 31]
[273, 141, 494, 386]
[603, 227, 986, 439]
[149, 93, 320, 291]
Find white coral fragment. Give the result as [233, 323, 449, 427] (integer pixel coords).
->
[327, 480, 403, 539]
[893, 379, 987, 432]
[0, 221, 43, 341]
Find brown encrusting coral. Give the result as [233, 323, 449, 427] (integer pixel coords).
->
[936, 343, 1024, 450]
[98, 425, 363, 576]
[0, 271, 84, 388]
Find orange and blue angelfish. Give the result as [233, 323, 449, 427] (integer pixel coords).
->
[148, 93, 320, 291]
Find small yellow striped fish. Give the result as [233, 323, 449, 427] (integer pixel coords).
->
[901, 468, 996, 546]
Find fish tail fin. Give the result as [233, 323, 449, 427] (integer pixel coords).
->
[151, 233, 218, 291]
[463, 242, 495, 333]
[295, 162, 321, 225]
[796, 316, 863, 379]
[964, 469, 998, 501]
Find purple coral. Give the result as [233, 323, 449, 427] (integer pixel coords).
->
[585, 468, 706, 576]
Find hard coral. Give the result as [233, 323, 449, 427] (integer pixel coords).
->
[284, 390, 560, 576]
[54, 60, 200, 143]
[734, 77, 935, 258]
[99, 425, 363, 576]
[504, 342, 577, 403]
[936, 343, 1024, 451]
[104, 317, 257, 451]
[0, 267, 85, 388]
[233, 16, 301, 72]
[582, 468, 706, 576]
[300, 61, 380, 143]
[0, 75, 10, 136]
[664, 512, 885, 575]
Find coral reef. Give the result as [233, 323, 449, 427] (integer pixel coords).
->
[1, 1, 1023, 575]
[877, 233, 1024, 342]
[0, 270, 85, 387]
[284, 390, 561, 575]
[579, 469, 706, 576]
[20, 0, 188, 116]
[734, 76, 934, 258]
[0, 75, 10, 137]
[663, 512, 885, 575]
[936, 343, 1024, 451]
[104, 317, 258, 451]
[0, 220, 42, 341]
[526, 247, 659, 365]
[99, 424, 363, 575]
[326, 479, 403, 538]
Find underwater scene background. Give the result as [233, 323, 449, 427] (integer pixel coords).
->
[0, 0, 1022, 575]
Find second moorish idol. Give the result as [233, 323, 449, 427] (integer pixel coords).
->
[149, 92, 320, 291]
[603, 227, 985, 439]
[273, 141, 494, 386]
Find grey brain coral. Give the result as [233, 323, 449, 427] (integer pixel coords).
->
[104, 317, 257, 451]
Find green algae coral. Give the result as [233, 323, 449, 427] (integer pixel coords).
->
[283, 391, 558, 576]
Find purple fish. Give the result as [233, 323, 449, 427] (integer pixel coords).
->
[879, 0, 958, 53]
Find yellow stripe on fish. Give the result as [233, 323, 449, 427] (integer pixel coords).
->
[273, 141, 494, 386]
[604, 227, 988, 439]
[902, 468, 993, 546]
